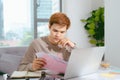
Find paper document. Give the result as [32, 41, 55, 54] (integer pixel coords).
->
[36, 52, 67, 74]
[11, 71, 41, 79]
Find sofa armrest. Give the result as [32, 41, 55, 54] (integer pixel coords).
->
[0, 47, 27, 75]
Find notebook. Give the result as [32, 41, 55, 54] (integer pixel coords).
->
[11, 71, 42, 79]
[63, 47, 105, 79]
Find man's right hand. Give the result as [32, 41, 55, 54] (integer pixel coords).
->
[32, 58, 46, 71]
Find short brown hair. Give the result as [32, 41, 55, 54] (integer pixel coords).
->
[49, 12, 71, 29]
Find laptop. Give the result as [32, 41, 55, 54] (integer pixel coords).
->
[63, 47, 105, 79]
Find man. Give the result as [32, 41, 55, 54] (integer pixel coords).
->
[18, 12, 76, 71]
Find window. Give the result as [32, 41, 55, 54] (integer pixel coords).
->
[0, 0, 61, 47]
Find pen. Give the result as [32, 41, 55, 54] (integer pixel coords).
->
[39, 71, 46, 80]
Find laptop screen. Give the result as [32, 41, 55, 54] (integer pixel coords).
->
[64, 47, 105, 79]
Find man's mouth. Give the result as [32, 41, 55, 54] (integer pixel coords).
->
[54, 38, 60, 41]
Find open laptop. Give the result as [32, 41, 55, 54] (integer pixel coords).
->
[63, 47, 105, 79]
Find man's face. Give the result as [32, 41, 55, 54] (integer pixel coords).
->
[49, 24, 67, 44]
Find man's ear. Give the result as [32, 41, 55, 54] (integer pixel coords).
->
[48, 24, 51, 29]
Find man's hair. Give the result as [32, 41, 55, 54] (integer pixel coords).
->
[49, 12, 71, 29]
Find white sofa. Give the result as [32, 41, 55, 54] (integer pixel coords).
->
[0, 47, 27, 76]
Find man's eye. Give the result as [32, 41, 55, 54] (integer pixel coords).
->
[53, 30, 58, 32]
[61, 31, 65, 33]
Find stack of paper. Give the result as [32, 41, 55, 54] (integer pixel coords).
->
[36, 52, 67, 74]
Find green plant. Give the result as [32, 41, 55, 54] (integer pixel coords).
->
[81, 7, 104, 46]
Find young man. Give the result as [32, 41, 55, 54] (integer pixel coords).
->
[18, 12, 76, 71]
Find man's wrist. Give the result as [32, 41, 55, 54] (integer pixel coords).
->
[28, 63, 35, 71]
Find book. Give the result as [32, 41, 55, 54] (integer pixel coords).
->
[10, 71, 41, 79]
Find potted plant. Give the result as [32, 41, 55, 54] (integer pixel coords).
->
[81, 7, 104, 46]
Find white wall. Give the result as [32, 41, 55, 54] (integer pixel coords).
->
[62, 0, 104, 48]
[105, 0, 120, 68]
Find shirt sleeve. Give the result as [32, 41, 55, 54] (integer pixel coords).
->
[17, 41, 36, 71]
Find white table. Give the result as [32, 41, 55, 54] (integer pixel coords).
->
[1, 66, 120, 80]
[68, 66, 120, 80]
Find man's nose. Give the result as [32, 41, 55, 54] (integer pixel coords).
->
[56, 32, 61, 37]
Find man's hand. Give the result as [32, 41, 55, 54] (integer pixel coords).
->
[32, 58, 46, 71]
[58, 38, 75, 48]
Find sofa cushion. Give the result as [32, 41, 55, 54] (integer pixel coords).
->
[0, 53, 22, 75]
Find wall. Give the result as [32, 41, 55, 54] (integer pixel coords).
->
[62, 0, 104, 48]
[105, 0, 120, 68]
